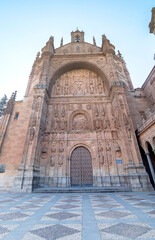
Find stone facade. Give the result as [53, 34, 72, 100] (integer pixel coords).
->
[0, 30, 153, 192]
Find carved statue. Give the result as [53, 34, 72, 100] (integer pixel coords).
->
[94, 118, 101, 130]
[90, 85, 94, 94]
[61, 105, 65, 117]
[41, 145, 47, 159]
[60, 119, 67, 131]
[64, 83, 69, 95]
[106, 143, 112, 165]
[101, 105, 105, 116]
[58, 153, 63, 166]
[115, 142, 122, 158]
[123, 113, 129, 125]
[94, 104, 99, 117]
[50, 154, 55, 167]
[30, 127, 35, 141]
[99, 152, 104, 165]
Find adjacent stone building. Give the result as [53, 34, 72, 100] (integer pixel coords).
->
[0, 30, 154, 192]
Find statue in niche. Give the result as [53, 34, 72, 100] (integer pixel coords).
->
[119, 97, 124, 109]
[41, 145, 47, 159]
[94, 104, 99, 117]
[98, 141, 104, 166]
[53, 119, 59, 131]
[94, 118, 101, 130]
[101, 105, 105, 116]
[123, 113, 129, 125]
[46, 119, 51, 132]
[64, 83, 69, 95]
[112, 117, 119, 129]
[86, 104, 91, 110]
[31, 113, 37, 126]
[51, 120, 55, 131]
[115, 142, 122, 158]
[82, 89, 86, 95]
[59, 142, 64, 153]
[89, 78, 93, 85]
[72, 114, 89, 131]
[51, 146, 56, 153]
[90, 84, 94, 94]
[97, 77, 104, 94]
[30, 127, 35, 141]
[60, 119, 67, 131]
[58, 153, 63, 166]
[67, 104, 73, 111]
[99, 152, 104, 166]
[54, 105, 59, 118]
[126, 126, 131, 139]
[61, 105, 65, 117]
[72, 88, 77, 95]
[50, 154, 55, 167]
[55, 79, 61, 95]
[58, 143, 64, 166]
[103, 116, 110, 129]
[106, 143, 112, 166]
[73, 81, 85, 95]
[111, 130, 118, 139]
[34, 97, 41, 112]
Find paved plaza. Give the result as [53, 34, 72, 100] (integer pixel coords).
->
[0, 191, 155, 240]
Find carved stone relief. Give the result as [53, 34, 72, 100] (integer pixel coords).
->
[50, 154, 55, 167]
[72, 113, 89, 131]
[51, 69, 106, 97]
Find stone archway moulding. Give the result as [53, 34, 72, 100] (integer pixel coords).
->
[48, 60, 110, 95]
[68, 142, 95, 161]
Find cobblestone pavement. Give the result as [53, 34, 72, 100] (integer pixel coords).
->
[0, 191, 155, 240]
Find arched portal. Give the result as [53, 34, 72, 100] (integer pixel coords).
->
[70, 146, 93, 186]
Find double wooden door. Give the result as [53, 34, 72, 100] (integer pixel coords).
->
[70, 146, 93, 186]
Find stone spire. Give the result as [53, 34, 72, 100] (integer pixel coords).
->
[101, 34, 115, 54]
[60, 37, 63, 47]
[117, 50, 123, 59]
[4, 91, 17, 115]
[93, 36, 96, 46]
[41, 36, 55, 54]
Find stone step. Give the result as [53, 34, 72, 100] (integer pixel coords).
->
[33, 186, 131, 193]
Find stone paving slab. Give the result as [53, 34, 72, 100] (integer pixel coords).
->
[0, 191, 154, 239]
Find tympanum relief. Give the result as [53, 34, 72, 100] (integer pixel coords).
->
[51, 69, 106, 96]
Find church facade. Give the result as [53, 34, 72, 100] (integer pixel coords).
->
[0, 30, 154, 192]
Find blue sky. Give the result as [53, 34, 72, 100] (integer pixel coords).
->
[0, 0, 154, 100]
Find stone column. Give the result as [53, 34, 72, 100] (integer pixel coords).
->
[146, 152, 155, 185]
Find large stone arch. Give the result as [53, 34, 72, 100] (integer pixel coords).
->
[48, 61, 110, 95]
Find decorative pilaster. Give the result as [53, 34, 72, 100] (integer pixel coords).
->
[14, 86, 48, 192]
